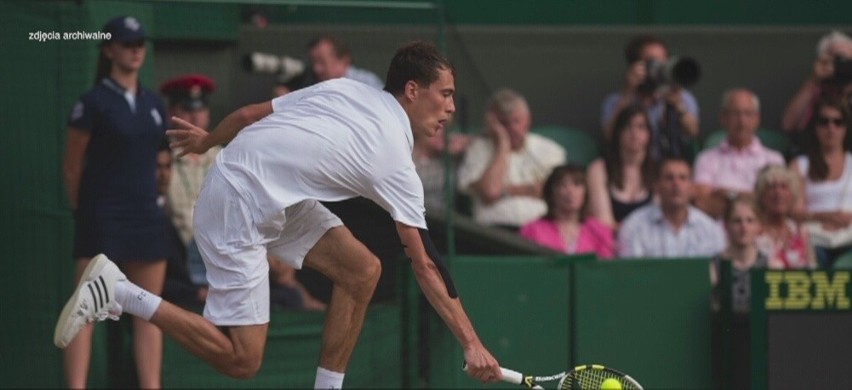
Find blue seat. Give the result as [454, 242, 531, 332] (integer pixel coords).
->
[531, 126, 599, 167]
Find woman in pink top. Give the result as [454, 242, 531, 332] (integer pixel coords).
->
[519, 164, 615, 259]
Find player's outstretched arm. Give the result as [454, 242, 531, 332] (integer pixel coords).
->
[167, 101, 273, 157]
[394, 222, 501, 383]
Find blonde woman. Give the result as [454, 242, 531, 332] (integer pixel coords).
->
[754, 165, 816, 269]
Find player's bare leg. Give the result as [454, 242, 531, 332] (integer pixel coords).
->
[149, 302, 268, 379]
[303, 226, 382, 372]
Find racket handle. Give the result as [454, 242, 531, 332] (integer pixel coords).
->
[499, 367, 524, 385]
[462, 362, 524, 385]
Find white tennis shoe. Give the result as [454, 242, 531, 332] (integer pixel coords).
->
[54, 254, 125, 348]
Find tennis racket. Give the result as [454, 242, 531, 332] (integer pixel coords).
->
[464, 362, 643, 390]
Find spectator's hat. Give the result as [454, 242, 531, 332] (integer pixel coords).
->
[160, 74, 216, 111]
[101, 16, 147, 45]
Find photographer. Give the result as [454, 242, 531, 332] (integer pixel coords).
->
[601, 35, 700, 161]
[781, 31, 852, 142]
[307, 35, 383, 89]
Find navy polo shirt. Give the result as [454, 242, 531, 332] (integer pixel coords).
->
[68, 77, 167, 216]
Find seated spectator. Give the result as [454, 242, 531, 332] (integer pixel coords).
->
[710, 195, 768, 313]
[601, 35, 700, 160]
[520, 164, 614, 258]
[789, 98, 852, 267]
[160, 74, 220, 289]
[457, 88, 566, 230]
[413, 125, 471, 212]
[307, 34, 383, 89]
[781, 31, 852, 138]
[619, 157, 725, 258]
[157, 144, 207, 308]
[754, 165, 816, 269]
[587, 105, 656, 229]
[694, 89, 785, 219]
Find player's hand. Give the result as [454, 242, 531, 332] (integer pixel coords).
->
[463, 344, 502, 383]
[167, 117, 211, 157]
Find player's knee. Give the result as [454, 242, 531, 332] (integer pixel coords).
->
[348, 255, 381, 297]
[365, 256, 382, 283]
[225, 355, 263, 379]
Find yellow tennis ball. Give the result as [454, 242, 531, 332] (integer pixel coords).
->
[600, 378, 622, 390]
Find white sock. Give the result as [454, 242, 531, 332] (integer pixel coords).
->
[314, 367, 345, 389]
[114, 280, 162, 321]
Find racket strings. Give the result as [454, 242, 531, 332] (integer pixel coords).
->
[562, 369, 639, 390]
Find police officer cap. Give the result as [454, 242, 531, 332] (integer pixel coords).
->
[101, 16, 147, 45]
[160, 74, 216, 111]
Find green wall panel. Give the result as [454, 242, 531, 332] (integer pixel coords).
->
[573, 260, 713, 390]
[428, 255, 579, 389]
[162, 305, 403, 388]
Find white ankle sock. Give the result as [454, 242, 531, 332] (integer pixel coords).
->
[114, 280, 162, 321]
[314, 367, 345, 389]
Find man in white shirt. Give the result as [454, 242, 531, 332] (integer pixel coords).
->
[54, 42, 501, 388]
[619, 157, 726, 258]
[457, 88, 566, 229]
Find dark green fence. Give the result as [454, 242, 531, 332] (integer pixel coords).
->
[426, 256, 713, 389]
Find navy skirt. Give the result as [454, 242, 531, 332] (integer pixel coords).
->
[73, 211, 167, 262]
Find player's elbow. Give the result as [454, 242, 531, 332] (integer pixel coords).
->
[411, 259, 438, 281]
[235, 106, 258, 126]
[235, 102, 269, 126]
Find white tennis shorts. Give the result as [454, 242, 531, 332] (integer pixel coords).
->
[193, 167, 342, 326]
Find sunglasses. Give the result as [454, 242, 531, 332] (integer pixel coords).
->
[816, 116, 845, 127]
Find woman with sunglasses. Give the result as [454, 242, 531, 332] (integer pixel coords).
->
[62, 16, 167, 388]
[790, 98, 852, 267]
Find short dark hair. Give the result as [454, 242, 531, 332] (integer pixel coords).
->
[624, 34, 666, 64]
[656, 156, 691, 179]
[307, 34, 351, 60]
[383, 41, 454, 96]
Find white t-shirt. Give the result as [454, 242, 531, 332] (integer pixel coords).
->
[457, 133, 566, 227]
[795, 152, 852, 212]
[214, 78, 427, 230]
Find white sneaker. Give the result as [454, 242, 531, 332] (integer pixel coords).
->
[54, 254, 126, 348]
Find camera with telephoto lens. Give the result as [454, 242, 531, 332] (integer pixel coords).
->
[242, 52, 306, 82]
[833, 55, 852, 85]
[638, 56, 701, 94]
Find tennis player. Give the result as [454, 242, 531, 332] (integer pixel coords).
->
[55, 41, 501, 388]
